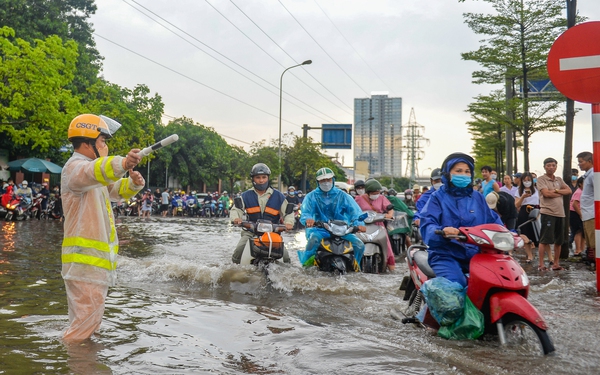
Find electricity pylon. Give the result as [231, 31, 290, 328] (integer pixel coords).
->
[402, 108, 429, 185]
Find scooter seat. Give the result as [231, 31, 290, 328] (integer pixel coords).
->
[413, 250, 436, 279]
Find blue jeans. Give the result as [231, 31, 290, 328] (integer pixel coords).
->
[299, 227, 365, 265]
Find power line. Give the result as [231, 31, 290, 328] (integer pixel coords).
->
[161, 114, 252, 145]
[313, 0, 396, 96]
[277, 0, 370, 96]
[229, 0, 354, 113]
[124, 0, 334, 128]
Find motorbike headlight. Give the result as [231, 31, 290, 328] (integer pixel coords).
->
[468, 234, 490, 245]
[521, 271, 529, 287]
[482, 230, 514, 251]
[256, 222, 274, 233]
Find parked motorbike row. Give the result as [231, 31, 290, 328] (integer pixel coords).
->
[112, 195, 232, 219]
[1, 194, 63, 221]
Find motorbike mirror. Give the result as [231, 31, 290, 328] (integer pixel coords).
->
[385, 204, 394, 212]
[528, 208, 540, 219]
[234, 197, 243, 209]
[285, 203, 294, 215]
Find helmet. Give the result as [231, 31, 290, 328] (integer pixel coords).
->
[68, 114, 116, 141]
[404, 189, 413, 196]
[365, 179, 382, 193]
[316, 167, 335, 181]
[430, 168, 442, 180]
[222, 190, 228, 194]
[388, 188, 397, 196]
[22, 180, 28, 186]
[146, 188, 151, 192]
[180, 190, 185, 195]
[354, 180, 365, 189]
[250, 163, 271, 177]
[288, 186, 296, 191]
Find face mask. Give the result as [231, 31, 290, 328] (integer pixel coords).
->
[491, 174, 497, 180]
[253, 181, 269, 191]
[350, 191, 356, 197]
[433, 182, 443, 190]
[98, 144, 109, 158]
[319, 181, 333, 192]
[523, 181, 532, 188]
[356, 188, 365, 195]
[451, 174, 472, 188]
[289, 191, 295, 196]
[298, 193, 303, 198]
[369, 194, 380, 200]
[572, 176, 577, 181]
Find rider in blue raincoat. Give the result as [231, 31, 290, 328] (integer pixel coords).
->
[420, 152, 502, 287]
[298, 167, 366, 267]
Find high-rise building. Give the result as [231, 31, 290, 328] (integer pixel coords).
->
[354, 93, 402, 178]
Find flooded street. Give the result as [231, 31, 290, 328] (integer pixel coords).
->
[1, 217, 600, 374]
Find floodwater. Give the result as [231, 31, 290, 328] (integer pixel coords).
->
[1, 217, 600, 375]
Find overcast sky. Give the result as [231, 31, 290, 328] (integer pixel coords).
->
[90, 0, 600, 178]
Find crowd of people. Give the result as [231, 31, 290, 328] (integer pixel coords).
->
[1, 178, 62, 219]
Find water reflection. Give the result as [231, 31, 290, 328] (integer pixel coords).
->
[65, 340, 112, 375]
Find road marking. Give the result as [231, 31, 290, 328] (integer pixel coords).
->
[560, 55, 600, 71]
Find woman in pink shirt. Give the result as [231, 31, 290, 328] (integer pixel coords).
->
[354, 179, 396, 271]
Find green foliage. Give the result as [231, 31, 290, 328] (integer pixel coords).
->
[86, 81, 162, 158]
[0, 27, 81, 153]
[461, 0, 567, 170]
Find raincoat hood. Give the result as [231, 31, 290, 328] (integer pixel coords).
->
[440, 152, 475, 197]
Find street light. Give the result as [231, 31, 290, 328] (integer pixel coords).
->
[278, 59, 312, 191]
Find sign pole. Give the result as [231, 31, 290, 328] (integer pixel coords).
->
[593, 103, 600, 290]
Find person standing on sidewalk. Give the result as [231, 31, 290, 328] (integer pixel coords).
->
[536, 157, 571, 271]
[577, 151, 595, 265]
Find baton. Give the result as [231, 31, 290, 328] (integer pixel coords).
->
[138, 134, 179, 157]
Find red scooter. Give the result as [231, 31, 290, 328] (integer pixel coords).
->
[399, 222, 555, 355]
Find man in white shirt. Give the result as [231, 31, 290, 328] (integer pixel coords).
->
[577, 151, 595, 263]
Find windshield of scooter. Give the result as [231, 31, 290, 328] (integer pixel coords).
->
[327, 221, 350, 237]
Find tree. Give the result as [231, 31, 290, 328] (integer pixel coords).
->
[0, 0, 102, 93]
[461, 0, 566, 171]
[0, 27, 80, 156]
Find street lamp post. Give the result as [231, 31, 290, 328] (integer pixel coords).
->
[278, 60, 312, 191]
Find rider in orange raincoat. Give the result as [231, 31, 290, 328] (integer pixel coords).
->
[61, 114, 145, 342]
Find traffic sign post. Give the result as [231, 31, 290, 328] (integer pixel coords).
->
[547, 21, 600, 290]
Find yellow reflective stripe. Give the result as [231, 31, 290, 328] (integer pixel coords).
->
[62, 253, 117, 271]
[93, 156, 118, 185]
[102, 191, 116, 243]
[62, 237, 119, 254]
[118, 178, 138, 200]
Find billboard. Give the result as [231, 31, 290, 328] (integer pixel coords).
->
[321, 124, 352, 149]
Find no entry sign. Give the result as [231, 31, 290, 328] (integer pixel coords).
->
[547, 21, 600, 104]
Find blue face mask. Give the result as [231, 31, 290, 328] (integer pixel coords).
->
[451, 174, 472, 188]
[533, 178, 537, 184]
[289, 191, 295, 196]
[571, 175, 577, 181]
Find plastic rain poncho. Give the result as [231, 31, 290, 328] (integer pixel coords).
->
[61, 152, 142, 341]
[298, 186, 365, 266]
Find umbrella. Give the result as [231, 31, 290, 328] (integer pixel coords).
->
[7, 158, 63, 174]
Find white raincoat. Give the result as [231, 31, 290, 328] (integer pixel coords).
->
[61, 152, 142, 341]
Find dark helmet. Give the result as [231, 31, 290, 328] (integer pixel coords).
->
[430, 168, 442, 180]
[388, 188, 397, 196]
[365, 179, 382, 193]
[250, 163, 271, 177]
[354, 180, 366, 189]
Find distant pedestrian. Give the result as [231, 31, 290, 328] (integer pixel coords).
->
[480, 166, 500, 197]
[141, 189, 153, 218]
[536, 158, 571, 271]
[569, 168, 579, 193]
[161, 188, 170, 217]
[569, 177, 585, 256]
[500, 175, 518, 196]
[577, 151, 595, 263]
[515, 172, 540, 263]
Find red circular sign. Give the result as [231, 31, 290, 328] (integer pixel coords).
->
[547, 21, 600, 104]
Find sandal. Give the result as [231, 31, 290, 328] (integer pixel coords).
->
[551, 266, 565, 271]
[537, 266, 549, 271]
[525, 259, 532, 264]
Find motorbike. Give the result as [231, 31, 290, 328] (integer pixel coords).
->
[216, 201, 225, 217]
[175, 198, 184, 217]
[43, 196, 63, 220]
[387, 211, 412, 257]
[186, 199, 197, 217]
[357, 210, 391, 274]
[201, 201, 213, 218]
[5, 195, 31, 221]
[292, 205, 303, 230]
[312, 219, 364, 275]
[399, 215, 555, 355]
[233, 197, 294, 271]
[125, 197, 138, 216]
[29, 193, 44, 220]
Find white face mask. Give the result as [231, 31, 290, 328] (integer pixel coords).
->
[491, 174, 497, 180]
[523, 181, 532, 188]
[356, 188, 365, 195]
[433, 182, 443, 190]
[319, 181, 333, 192]
[369, 194, 380, 200]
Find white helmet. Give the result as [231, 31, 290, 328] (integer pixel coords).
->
[22, 180, 28, 186]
